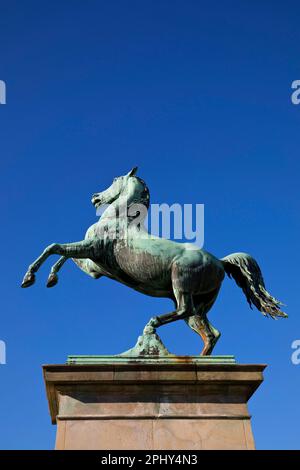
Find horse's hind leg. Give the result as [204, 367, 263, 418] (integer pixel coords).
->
[144, 288, 196, 332]
[144, 262, 199, 332]
[185, 290, 221, 355]
[185, 313, 220, 356]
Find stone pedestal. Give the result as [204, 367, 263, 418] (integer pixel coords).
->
[43, 357, 265, 450]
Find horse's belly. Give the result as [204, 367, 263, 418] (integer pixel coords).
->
[133, 284, 173, 298]
[115, 249, 171, 285]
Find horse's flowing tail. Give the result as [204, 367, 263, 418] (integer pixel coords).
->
[221, 252, 287, 319]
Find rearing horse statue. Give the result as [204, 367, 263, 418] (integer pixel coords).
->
[21, 167, 287, 355]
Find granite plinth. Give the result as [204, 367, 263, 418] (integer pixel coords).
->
[43, 357, 265, 450]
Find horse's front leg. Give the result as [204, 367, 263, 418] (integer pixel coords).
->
[46, 256, 68, 288]
[47, 257, 104, 288]
[21, 240, 96, 288]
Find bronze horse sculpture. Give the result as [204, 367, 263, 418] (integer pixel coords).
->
[21, 167, 287, 355]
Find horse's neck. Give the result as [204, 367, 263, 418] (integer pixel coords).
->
[100, 179, 149, 229]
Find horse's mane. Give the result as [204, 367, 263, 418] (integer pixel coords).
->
[132, 176, 150, 209]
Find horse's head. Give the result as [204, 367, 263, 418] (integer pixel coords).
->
[91, 167, 140, 209]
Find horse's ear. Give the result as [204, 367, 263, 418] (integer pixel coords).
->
[127, 167, 138, 177]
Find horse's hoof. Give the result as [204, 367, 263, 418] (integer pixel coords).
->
[200, 349, 212, 356]
[21, 272, 35, 288]
[143, 317, 158, 335]
[47, 273, 58, 288]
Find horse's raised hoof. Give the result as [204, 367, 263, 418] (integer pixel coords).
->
[21, 272, 35, 288]
[47, 273, 58, 288]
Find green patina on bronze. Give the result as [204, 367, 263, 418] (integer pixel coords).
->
[21, 167, 287, 356]
[66, 355, 236, 364]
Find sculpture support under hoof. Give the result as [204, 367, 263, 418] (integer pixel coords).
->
[120, 326, 172, 357]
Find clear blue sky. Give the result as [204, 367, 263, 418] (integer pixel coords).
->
[0, 0, 299, 450]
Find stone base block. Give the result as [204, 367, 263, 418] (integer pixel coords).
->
[43, 357, 265, 450]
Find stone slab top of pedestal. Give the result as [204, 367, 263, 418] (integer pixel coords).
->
[43, 359, 266, 425]
[67, 355, 237, 364]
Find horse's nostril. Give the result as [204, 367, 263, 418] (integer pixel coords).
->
[91, 194, 101, 206]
